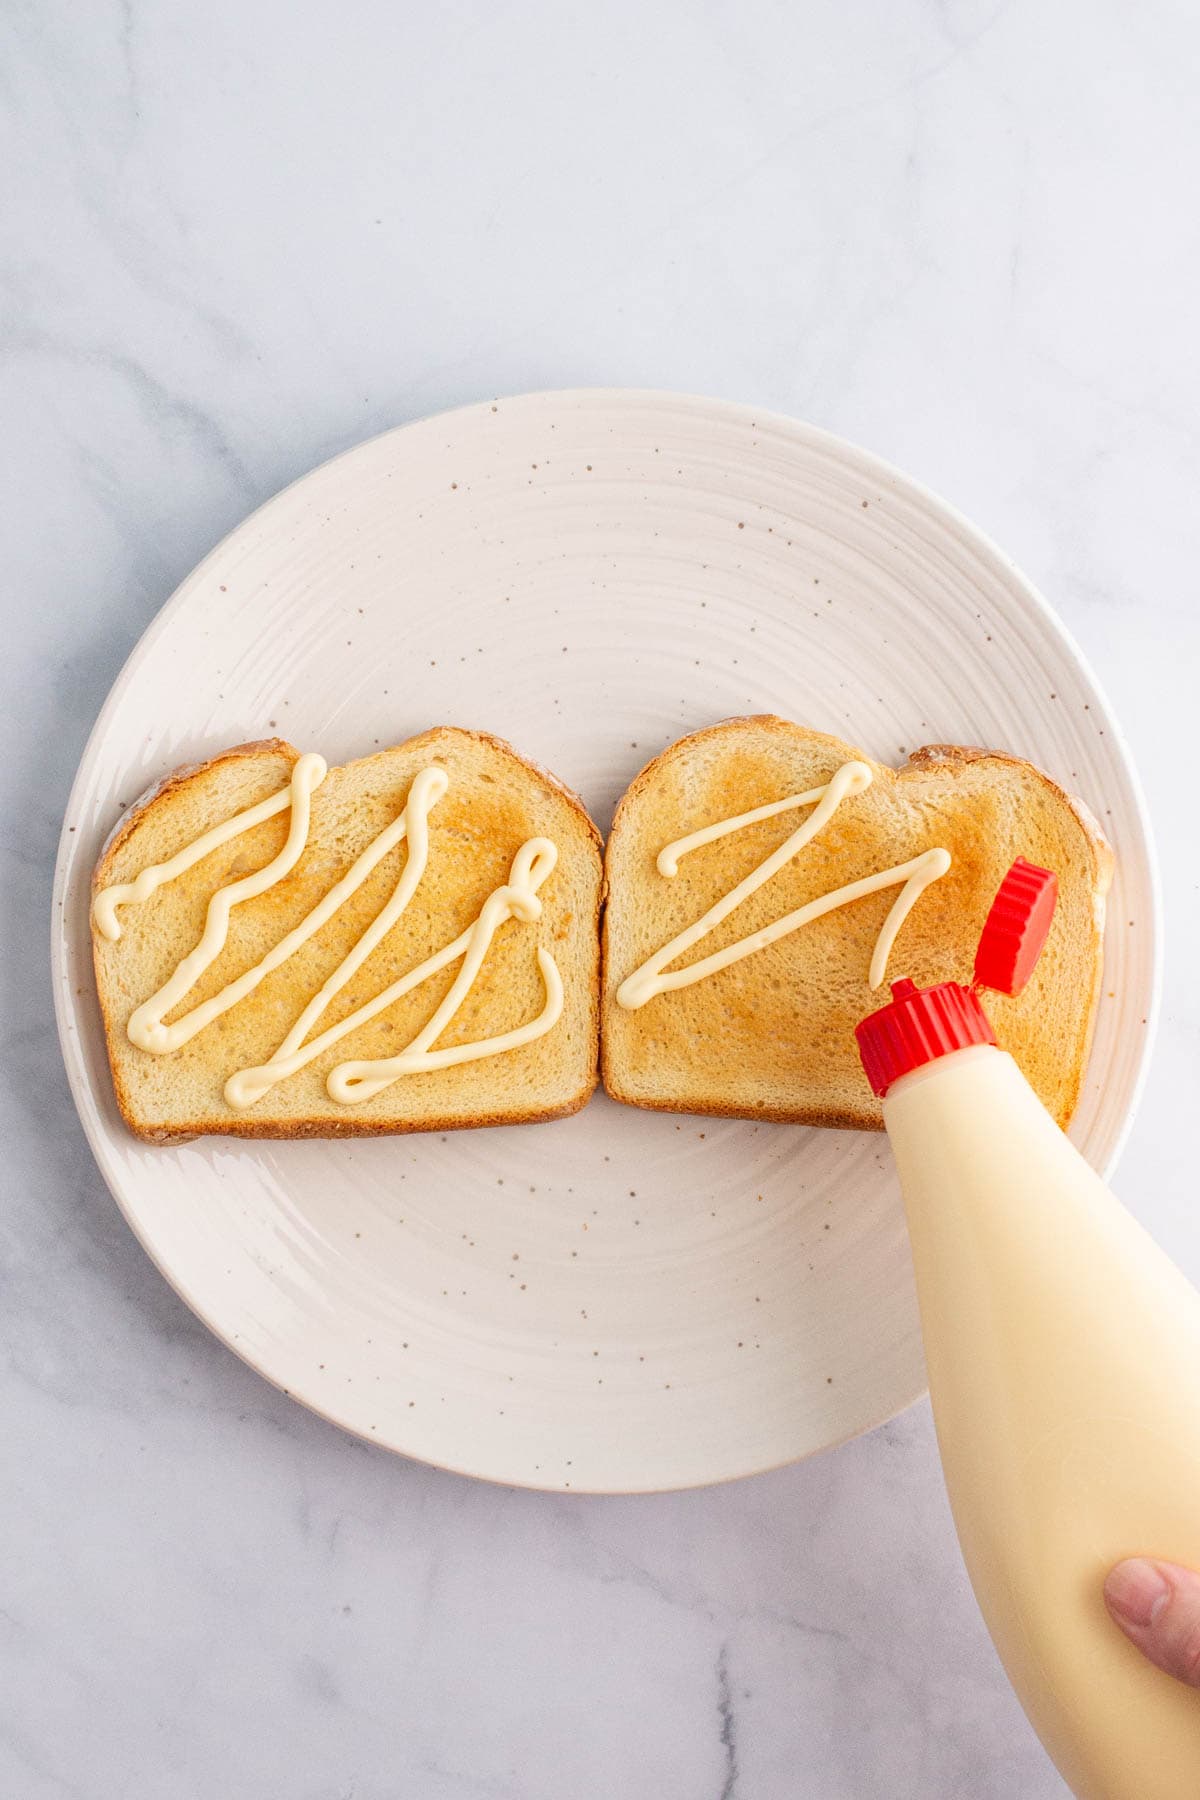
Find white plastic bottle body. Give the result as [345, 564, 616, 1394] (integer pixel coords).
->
[883, 1044, 1200, 1800]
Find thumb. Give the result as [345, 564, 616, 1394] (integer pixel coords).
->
[1104, 1559, 1200, 1687]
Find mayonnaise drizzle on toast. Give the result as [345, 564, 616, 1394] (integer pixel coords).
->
[615, 760, 951, 1010]
[227, 837, 560, 1108]
[92, 757, 562, 1105]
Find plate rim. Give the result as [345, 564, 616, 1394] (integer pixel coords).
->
[50, 386, 1164, 1491]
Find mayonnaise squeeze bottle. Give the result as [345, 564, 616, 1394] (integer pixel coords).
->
[855, 860, 1200, 1800]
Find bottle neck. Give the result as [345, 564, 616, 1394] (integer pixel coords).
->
[884, 1040, 1004, 1103]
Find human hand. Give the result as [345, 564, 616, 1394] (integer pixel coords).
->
[1105, 1559, 1200, 1687]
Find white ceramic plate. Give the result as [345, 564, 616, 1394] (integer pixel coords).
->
[52, 390, 1159, 1493]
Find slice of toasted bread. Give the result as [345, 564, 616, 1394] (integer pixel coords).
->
[601, 716, 1112, 1131]
[93, 728, 603, 1141]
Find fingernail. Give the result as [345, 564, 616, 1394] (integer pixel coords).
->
[1105, 1558, 1171, 1628]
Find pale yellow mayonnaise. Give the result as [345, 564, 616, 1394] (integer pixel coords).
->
[616, 760, 951, 1009]
[91, 751, 328, 945]
[885, 1044, 1200, 1798]
[92, 759, 564, 1105]
[228, 837, 561, 1108]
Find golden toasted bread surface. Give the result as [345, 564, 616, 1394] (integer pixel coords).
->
[602, 717, 1111, 1131]
[93, 729, 603, 1140]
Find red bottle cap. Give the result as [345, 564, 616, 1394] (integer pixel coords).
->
[972, 857, 1058, 996]
[855, 979, 996, 1098]
[854, 858, 1058, 1098]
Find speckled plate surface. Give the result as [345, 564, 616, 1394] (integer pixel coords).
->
[52, 390, 1159, 1492]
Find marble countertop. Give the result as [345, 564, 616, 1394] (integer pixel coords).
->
[5, 3, 1199, 1795]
